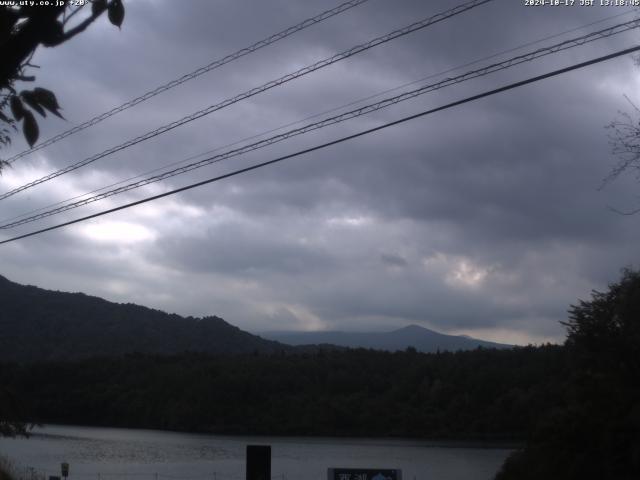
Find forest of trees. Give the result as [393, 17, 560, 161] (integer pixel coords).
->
[0, 274, 288, 363]
[0, 269, 638, 479]
[495, 268, 640, 480]
[0, 345, 566, 440]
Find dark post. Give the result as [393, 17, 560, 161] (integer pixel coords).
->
[60, 463, 69, 480]
[246, 445, 271, 480]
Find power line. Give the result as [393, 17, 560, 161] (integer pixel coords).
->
[3, 7, 633, 227]
[1, 44, 638, 246]
[0, 0, 493, 201]
[4, 0, 372, 164]
[4, 17, 635, 227]
[3, 18, 637, 229]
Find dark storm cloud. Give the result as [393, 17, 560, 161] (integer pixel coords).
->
[155, 220, 336, 276]
[1, 0, 639, 343]
[380, 253, 409, 268]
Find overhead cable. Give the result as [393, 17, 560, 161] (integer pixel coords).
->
[2, 18, 637, 229]
[3, 7, 634, 227]
[1, 44, 638, 245]
[0, 0, 494, 200]
[4, 0, 372, 164]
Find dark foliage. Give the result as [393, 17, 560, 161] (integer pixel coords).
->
[0, 1, 124, 155]
[0, 345, 566, 440]
[0, 461, 13, 480]
[2, 268, 638, 477]
[0, 385, 30, 437]
[0, 275, 288, 363]
[496, 269, 640, 480]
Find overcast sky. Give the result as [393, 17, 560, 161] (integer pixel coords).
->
[1, 0, 639, 344]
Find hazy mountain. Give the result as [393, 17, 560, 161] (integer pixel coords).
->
[260, 324, 512, 353]
[0, 274, 288, 362]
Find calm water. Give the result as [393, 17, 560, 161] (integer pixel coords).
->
[0, 425, 513, 480]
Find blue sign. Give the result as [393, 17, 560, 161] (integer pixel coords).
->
[327, 468, 401, 480]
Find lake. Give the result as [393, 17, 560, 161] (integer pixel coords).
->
[0, 425, 513, 480]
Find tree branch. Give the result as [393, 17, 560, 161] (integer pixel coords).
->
[49, 1, 112, 46]
[62, 4, 85, 26]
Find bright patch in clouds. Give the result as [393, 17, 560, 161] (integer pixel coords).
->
[446, 259, 490, 289]
[264, 302, 327, 331]
[326, 215, 372, 227]
[79, 220, 156, 244]
[451, 327, 561, 346]
[423, 253, 491, 289]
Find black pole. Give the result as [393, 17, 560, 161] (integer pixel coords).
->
[246, 445, 271, 480]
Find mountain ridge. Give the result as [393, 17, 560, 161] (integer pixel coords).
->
[0, 274, 511, 363]
[260, 324, 512, 352]
[0, 274, 288, 362]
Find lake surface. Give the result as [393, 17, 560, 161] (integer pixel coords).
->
[0, 425, 513, 480]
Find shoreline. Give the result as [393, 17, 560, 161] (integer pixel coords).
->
[25, 423, 524, 450]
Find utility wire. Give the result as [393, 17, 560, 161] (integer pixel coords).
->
[1, 44, 638, 246]
[0, 0, 493, 201]
[4, 0, 372, 164]
[3, 7, 634, 227]
[2, 18, 637, 229]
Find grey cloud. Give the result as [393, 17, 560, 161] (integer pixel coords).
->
[153, 217, 335, 277]
[2, 0, 640, 344]
[380, 252, 409, 268]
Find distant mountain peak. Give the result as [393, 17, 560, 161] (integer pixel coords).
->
[394, 324, 432, 333]
[261, 325, 513, 353]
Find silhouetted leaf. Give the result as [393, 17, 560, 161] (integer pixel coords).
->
[108, 0, 125, 28]
[0, 6, 19, 33]
[9, 96, 24, 121]
[41, 20, 64, 46]
[21, 91, 46, 117]
[22, 110, 39, 147]
[92, 0, 108, 16]
[32, 88, 64, 119]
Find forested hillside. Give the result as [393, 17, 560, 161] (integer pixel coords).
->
[496, 269, 640, 479]
[1, 345, 565, 439]
[0, 275, 287, 361]
[1, 270, 637, 479]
